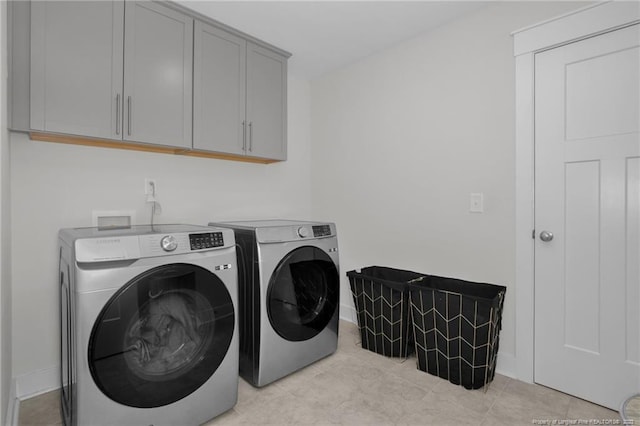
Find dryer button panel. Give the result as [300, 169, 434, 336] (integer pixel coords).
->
[189, 232, 224, 250]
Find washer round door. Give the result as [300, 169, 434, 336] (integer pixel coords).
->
[88, 263, 234, 408]
[267, 246, 339, 342]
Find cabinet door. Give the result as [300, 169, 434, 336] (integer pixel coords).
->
[246, 43, 287, 160]
[31, 1, 124, 139]
[193, 21, 246, 155]
[123, 2, 193, 148]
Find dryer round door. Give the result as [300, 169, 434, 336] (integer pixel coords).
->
[88, 263, 234, 408]
[267, 246, 339, 341]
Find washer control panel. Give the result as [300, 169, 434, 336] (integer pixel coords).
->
[312, 225, 332, 237]
[189, 232, 224, 250]
[72, 226, 234, 262]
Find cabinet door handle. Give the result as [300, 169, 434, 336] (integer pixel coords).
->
[127, 96, 132, 136]
[115, 94, 121, 135]
[249, 122, 253, 152]
[242, 121, 246, 151]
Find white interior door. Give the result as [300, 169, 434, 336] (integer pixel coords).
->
[534, 23, 640, 410]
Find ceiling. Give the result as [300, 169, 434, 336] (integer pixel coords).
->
[178, 1, 488, 80]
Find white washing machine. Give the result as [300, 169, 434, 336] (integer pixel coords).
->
[58, 225, 238, 426]
[208, 220, 339, 387]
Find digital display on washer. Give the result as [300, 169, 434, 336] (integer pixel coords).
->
[189, 232, 224, 250]
[312, 225, 332, 237]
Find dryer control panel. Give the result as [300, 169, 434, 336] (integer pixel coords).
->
[250, 222, 336, 243]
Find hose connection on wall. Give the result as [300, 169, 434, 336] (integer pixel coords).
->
[145, 180, 161, 225]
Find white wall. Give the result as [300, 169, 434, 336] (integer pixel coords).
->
[7, 0, 595, 397]
[1, 0, 14, 421]
[9, 76, 312, 393]
[310, 1, 590, 377]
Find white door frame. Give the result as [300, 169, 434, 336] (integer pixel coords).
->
[512, 1, 640, 383]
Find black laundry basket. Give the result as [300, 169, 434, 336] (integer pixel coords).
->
[347, 267, 420, 357]
[408, 276, 506, 389]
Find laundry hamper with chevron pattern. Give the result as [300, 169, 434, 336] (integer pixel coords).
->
[347, 267, 420, 358]
[408, 276, 506, 389]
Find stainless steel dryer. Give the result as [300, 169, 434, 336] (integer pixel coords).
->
[209, 220, 339, 387]
[58, 225, 238, 426]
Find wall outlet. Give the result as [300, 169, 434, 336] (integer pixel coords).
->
[470, 193, 484, 213]
[144, 178, 157, 195]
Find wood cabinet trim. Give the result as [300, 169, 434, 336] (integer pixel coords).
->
[29, 132, 280, 164]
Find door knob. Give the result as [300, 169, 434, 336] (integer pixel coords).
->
[540, 231, 554, 242]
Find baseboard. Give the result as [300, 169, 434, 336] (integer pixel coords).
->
[7, 367, 59, 425]
[495, 351, 517, 379]
[339, 303, 357, 324]
[5, 377, 18, 426]
[14, 366, 58, 400]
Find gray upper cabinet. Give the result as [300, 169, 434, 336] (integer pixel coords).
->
[193, 21, 246, 156]
[30, 1, 125, 139]
[194, 24, 287, 161]
[30, 1, 192, 148]
[123, 2, 192, 148]
[246, 43, 287, 161]
[24, 0, 288, 162]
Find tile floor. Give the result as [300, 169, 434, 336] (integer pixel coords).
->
[19, 321, 620, 426]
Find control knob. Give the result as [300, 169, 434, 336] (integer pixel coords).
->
[160, 235, 178, 252]
[297, 227, 309, 238]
